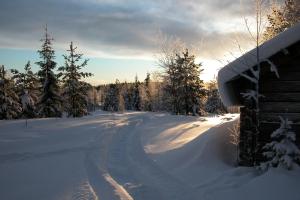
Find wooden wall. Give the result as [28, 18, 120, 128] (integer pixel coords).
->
[238, 41, 300, 166]
[259, 41, 300, 146]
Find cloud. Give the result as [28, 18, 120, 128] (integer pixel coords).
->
[0, 0, 260, 60]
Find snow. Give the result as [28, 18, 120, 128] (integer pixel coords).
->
[21, 90, 34, 109]
[218, 22, 300, 106]
[0, 111, 299, 200]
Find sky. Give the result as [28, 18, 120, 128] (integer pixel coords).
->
[0, 0, 276, 85]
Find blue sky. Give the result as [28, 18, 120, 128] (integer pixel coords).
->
[0, 48, 156, 85]
[0, 0, 277, 84]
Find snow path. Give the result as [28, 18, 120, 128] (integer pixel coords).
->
[1, 111, 299, 200]
[106, 116, 196, 200]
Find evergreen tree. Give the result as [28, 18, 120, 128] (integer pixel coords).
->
[58, 41, 93, 117]
[103, 80, 120, 112]
[163, 57, 180, 114]
[11, 61, 39, 118]
[263, 4, 288, 41]
[264, 0, 300, 41]
[0, 65, 22, 119]
[284, 0, 300, 26]
[260, 117, 300, 170]
[121, 82, 133, 110]
[143, 72, 152, 111]
[205, 80, 226, 114]
[132, 75, 141, 111]
[175, 49, 205, 115]
[36, 26, 62, 118]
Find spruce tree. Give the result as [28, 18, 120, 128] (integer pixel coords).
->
[133, 75, 141, 111]
[284, 0, 300, 26]
[58, 41, 93, 117]
[121, 81, 133, 110]
[205, 80, 226, 114]
[36, 26, 62, 118]
[264, 0, 300, 41]
[0, 65, 22, 119]
[175, 49, 205, 115]
[143, 72, 152, 111]
[263, 4, 288, 41]
[260, 117, 300, 170]
[11, 61, 39, 118]
[103, 80, 120, 112]
[163, 58, 180, 114]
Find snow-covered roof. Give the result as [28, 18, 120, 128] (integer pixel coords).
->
[218, 23, 300, 107]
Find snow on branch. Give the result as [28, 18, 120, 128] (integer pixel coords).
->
[259, 116, 300, 171]
[266, 59, 280, 79]
[241, 90, 264, 103]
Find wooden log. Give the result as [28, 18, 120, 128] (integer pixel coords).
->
[260, 81, 300, 92]
[260, 102, 300, 113]
[259, 112, 300, 123]
[260, 71, 300, 81]
[261, 93, 300, 102]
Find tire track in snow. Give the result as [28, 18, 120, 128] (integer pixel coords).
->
[82, 114, 134, 200]
[84, 153, 133, 200]
[106, 116, 197, 200]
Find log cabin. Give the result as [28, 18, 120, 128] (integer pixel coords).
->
[217, 23, 300, 166]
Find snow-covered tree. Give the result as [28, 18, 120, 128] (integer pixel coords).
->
[120, 82, 133, 110]
[143, 72, 152, 111]
[263, 0, 300, 41]
[0, 65, 22, 119]
[11, 61, 39, 118]
[58, 41, 93, 117]
[263, 4, 288, 41]
[205, 80, 226, 114]
[260, 117, 300, 170]
[284, 0, 300, 26]
[132, 75, 141, 111]
[36, 26, 62, 118]
[103, 80, 120, 112]
[174, 49, 205, 115]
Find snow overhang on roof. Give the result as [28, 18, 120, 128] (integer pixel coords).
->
[217, 23, 300, 107]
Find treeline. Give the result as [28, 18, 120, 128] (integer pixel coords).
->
[98, 49, 227, 115]
[0, 27, 93, 120]
[0, 28, 227, 120]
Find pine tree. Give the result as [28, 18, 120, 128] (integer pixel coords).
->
[0, 65, 22, 119]
[36, 26, 62, 118]
[163, 58, 180, 114]
[175, 49, 205, 115]
[205, 80, 226, 114]
[284, 0, 300, 26]
[260, 116, 300, 170]
[132, 75, 141, 111]
[264, 0, 300, 41]
[11, 61, 39, 118]
[103, 80, 120, 112]
[263, 4, 288, 41]
[143, 72, 152, 111]
[58, 41, 93, 117]
[120, 82, 133, 110]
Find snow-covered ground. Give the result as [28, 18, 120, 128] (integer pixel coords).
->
[0, 111, 299, 200]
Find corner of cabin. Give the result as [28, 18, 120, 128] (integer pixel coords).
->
[217, 23, 300, 166]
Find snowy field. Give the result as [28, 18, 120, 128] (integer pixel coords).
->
[0, 111, 299, 200]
